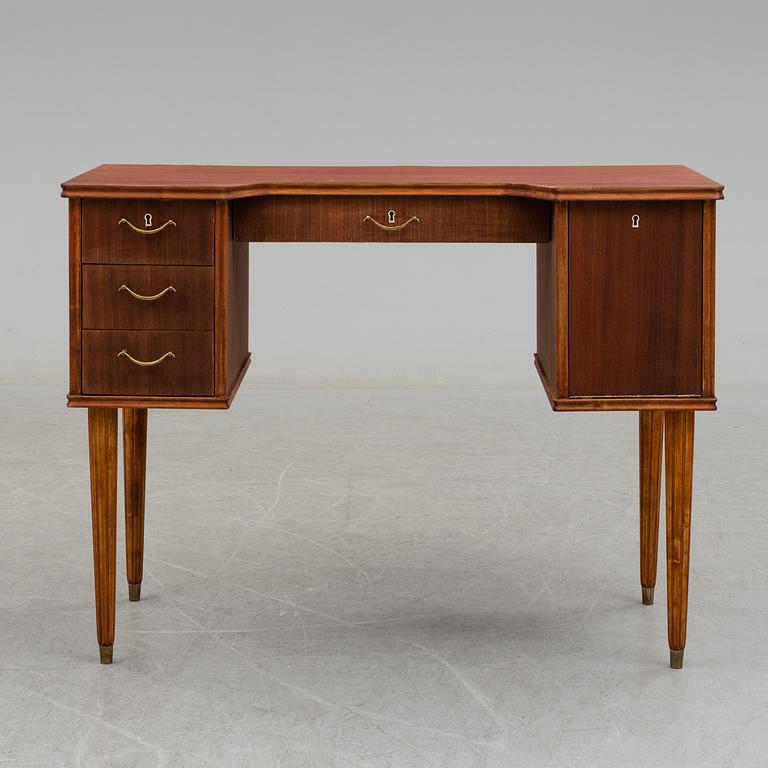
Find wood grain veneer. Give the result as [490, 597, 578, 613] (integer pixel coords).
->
[226, 241, 249, 391]
[62, 165, 724, 201]
[535, 238, 556, 387]
[82, 265, 213, 330]
[702, 201, 716, 397]
[67, 354, 250, 409]
[554, 203, 569, 396]
[82, 330, 213, 396]
[214, 202, 250, 396]
[533, 357, 716, 411]
[69, 199, 82, 395]
[233, 196, 551, 242]
[568, 201, 703, 397]
[148, 331, 214, 396]
[81, 199, 214, 265]
[535, 202, 568, 398]
[83, 331, 150, 395]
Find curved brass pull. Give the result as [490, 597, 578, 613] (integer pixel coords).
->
[117, 349, 175, 367]
[362, 215, 420, 231]
[118, 218, 177, 235]
[118, 284, 177, 301]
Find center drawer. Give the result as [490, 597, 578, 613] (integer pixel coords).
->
[233, 195, 551, 243]
[82, 265, 213, 330]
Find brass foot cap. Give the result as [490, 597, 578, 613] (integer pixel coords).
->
[128, 583, 142, 602]
[642, 586, 655, 605]
[670, 649, 684, 669]
[99, 644, 113, 665]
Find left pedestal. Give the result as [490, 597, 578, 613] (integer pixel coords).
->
[88, 408, 117, 664]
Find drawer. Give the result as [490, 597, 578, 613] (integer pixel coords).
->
[82, 330, 213, 396]
[82, 265, 213, 330]
[81, 200, 214, 265]
[233, 195, 551, 243]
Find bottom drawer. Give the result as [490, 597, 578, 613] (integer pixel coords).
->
[82, 330, 213, 396]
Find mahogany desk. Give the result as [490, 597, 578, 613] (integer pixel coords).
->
[61, 165, 724, 668]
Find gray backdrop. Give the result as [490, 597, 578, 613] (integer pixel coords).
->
[1, 0, 763, 392]
[2, 5, 768, 765]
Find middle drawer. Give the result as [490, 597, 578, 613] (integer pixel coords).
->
[82, 265, 214, 330]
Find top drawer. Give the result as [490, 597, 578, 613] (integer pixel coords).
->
[233, 196, 551, 243]
[81, 200, 214, 265]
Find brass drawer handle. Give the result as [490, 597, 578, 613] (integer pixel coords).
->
[118, 284, 177, 301]
[118, 218, 177, 235]
[362, 214, 420, 231]
[117, 349, 175, 367]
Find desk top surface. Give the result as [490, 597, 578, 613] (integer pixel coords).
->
[62, 164, 724, 201]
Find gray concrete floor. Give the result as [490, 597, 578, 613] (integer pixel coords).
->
[1, 381, 767, 767]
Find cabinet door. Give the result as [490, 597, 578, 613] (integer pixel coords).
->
[568, 201, 703, 397]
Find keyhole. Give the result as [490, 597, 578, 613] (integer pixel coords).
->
[388, 210, 396, 224]
[144, 213, 153, 228]
[631, 214, 640, 229]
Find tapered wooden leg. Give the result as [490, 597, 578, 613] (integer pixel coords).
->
[88, 408, 118, 664]
[123, 408, 147, 602]
[664, 410, 695, 669]
[639, 411, 664, 605]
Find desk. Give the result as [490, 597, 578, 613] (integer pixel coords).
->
[61, 165, 724, 668]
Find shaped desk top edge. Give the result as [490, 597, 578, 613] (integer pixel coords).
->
[62, 164, 724, 201]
